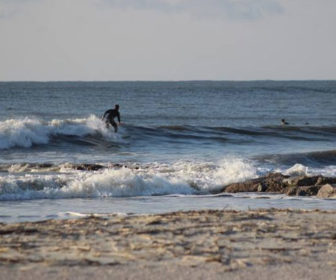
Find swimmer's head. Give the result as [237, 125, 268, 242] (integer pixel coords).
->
[115, 104, 120, 110]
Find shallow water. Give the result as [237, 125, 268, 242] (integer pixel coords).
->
[1, 194, 335, 223]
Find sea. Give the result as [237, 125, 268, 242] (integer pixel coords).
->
[1, 81, 336, 223]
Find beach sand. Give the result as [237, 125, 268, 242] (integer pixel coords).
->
[0, 209, 335, 279]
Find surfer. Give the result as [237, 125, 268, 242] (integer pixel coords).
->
[102, 104, 121, 132]
[281, 119, 289, 125]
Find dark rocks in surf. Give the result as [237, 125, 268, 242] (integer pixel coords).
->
[224, 173, 288, 193]
[72, 163, 131, 171]
[293, 186, 320, 196]
[283, 176, 320, 187]
[314, 176, 336, 186]
[74, 164, 105, 171]
[224, 180, 259, 193]
[283, 176, 321, 196]
[221, 173, 336, 198]
[285, 187, 297, 196]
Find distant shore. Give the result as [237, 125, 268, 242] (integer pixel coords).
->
[0, 209, 335, 279]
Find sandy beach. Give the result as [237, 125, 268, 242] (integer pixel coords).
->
[0, 209, 335, 279]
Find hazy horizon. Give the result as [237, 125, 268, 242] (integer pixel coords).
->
[1, 79, 336, 83]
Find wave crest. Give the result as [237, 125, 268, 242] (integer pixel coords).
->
[0, 115, 117, 149]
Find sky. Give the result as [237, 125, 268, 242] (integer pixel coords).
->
[0, 0, 335, 81]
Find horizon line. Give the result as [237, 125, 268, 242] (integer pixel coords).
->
[1, 79, 336, 83]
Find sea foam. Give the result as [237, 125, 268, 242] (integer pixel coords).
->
[2, 159, 336, 201]
[0, 115, 117, 149]
[0, 158, 258, 201]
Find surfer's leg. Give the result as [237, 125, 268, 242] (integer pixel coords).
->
[111, 120, 118, 133]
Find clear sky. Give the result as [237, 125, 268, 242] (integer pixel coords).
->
[0, 0, 335, 81]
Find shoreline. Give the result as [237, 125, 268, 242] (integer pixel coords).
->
[1, 209, 335, 279]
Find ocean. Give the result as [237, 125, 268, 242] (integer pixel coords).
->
[1, 81, 336, 222]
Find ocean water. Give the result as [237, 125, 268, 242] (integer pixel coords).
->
[1, 81, 336, 222]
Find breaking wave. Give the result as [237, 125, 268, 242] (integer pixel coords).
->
[0, 115, 120, 149]
[0, 158, 258, 201]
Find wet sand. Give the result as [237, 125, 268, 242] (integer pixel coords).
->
[0, 209, 335, 279]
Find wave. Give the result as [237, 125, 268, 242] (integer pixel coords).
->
[146, 124, 336, 140]
[0, 158, 257, 201]
[0, 115, 123, 149]
[256, 149, 336, 166]
[127, 124, 336, 146]
[1, 116, 336, 150]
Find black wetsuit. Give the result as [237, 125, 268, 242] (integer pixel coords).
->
[103, 109, 120, 132]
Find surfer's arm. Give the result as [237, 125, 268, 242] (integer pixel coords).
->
[117, 112, 121, 123]
[102, 110, 111, 120]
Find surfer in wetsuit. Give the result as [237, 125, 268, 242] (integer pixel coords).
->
[102, 104, 121, 132]
[281, 119, 289, 125]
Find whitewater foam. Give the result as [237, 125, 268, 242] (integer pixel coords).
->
[0, 115, 121, 149]
[283, 164, 309, 176]
[2, 156, 336, 201]
[0, 158, 258, 201]
[279, 163, 336, 177]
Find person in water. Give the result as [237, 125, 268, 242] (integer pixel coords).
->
[281, 119, 289, 125]
[102, 104, 121, 132]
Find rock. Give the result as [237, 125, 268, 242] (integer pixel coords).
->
[283, 177, 299, 186]
[74, 164, 105, 171]
[297, 176, 320, 186]
[285, 187, 298, 196]
[37, 163, 54, 168]
[224, 181, 260, 193]
[296, 186, 320, 196]
[223, 173, 288, 193]
[317, 184, 336, 199]
[296, 188, 308, 196]
[315, 176, 324, 186]
[221, 173, 336, 197]
[257, 183, 266, 192]
[110, 163, 124, 168]
[315, 176, 336, 186]
[283, 176, 320, 187]
[262, 173, 288, 192]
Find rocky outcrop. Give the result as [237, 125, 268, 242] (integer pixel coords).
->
[283, 176, 320, 187]
[224, 173, 288, 194]
[222, 173, 336, 198]
[73, 164, 105, 171]
[72, 163, 137, 171]
[292, 186, 320, 196]
[224, 179, 260, 193]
